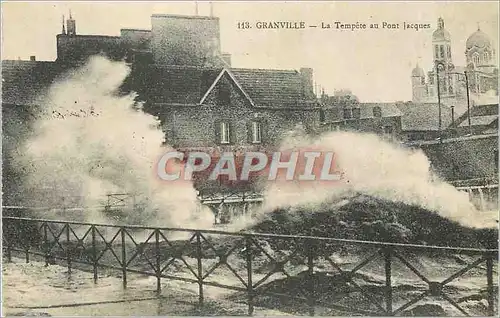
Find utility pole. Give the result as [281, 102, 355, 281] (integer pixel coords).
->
[435, 61, 443, 137]
[464, 70, 472, 135]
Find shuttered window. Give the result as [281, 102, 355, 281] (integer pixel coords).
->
[252, 121, 262, 143]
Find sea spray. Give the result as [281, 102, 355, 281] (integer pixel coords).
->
[229, 129, 497, 231]
[13, 56, 214, 229]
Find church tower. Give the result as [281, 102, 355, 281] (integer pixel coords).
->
[431, 17, 455, 97]
[411, 63, 427, 102]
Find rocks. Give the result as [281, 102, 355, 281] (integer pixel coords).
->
[249, 194, 498, 248]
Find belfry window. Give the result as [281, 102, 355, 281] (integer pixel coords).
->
[483, 52, 490, 63]
[440, 45, 445, 58]
[473, 53, 480, 66]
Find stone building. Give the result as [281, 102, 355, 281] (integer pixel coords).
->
[318, 92, 403, 141]
[411, 18, 498, 105]
[2, 12, 321, 197]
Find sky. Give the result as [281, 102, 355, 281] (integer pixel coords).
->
[1, 1, 499, 102]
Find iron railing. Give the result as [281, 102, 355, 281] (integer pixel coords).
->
[2, 216, 498, 316]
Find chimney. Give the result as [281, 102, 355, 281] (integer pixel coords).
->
[30, 56, 36, 61]
[300, 67, 314, 98]
[221, 52, 231, 67]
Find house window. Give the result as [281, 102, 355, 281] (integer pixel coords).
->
[383, 126, 393, 134]
[251, 121, 262, 143]
[343, 108, 352, 119]
[373, 106, 382, 118]
[220, 122, 230, 144]
[352, 108, 361, 119]
[319, 109, 325, 122]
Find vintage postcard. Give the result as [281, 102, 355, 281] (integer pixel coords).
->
[1, 1, 499, 317]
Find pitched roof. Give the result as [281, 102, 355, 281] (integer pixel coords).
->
[3, 60, 319, 110]
[357, 103, 402, 118]
[397, 102, 454, 131]
[323, 102, 402, 123]
[2, 60, 62, 105]
[129, 65, 222, 104]
[230, 68, 317, 108]
[458, 115, 498, 127]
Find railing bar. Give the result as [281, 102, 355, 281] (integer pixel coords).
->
[392, 291, 429, 315]
[159, 257, 177, 274]
[4, 216, 495, 253]
[222, 262, 248, 288]
[393, 251, 431, 284]
[350, 249, 381, 274]
[441, 256, 487, 285]
[441, 293, 471, 316]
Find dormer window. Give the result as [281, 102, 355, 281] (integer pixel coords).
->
[373, 106, 382, 118]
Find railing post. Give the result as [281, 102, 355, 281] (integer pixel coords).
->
[486, 252, 495, 316]
[384, 248, 393, 316]
[5, 219, 12, 262]
[196, 231, 204, 308]
[155, 229, 161, 295]
[24, 221, 30, 263]
[91, 225, 98, 284]
[6, 238, 12, 263]
[66, 224, 71, 276]
[43, 223, 49, 266]
[121, 228, 127, 289]
[307, 238, 316, 316]
[246, 236, 254, 316]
